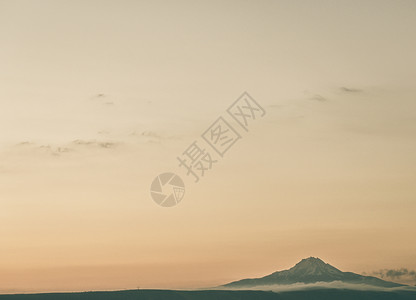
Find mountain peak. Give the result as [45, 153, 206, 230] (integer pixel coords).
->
[222, 257, 405, 288]
[289, 257, 342, 276]
[297, 257, 326, 265]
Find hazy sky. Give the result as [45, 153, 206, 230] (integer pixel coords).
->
[1, 0, 416, 293]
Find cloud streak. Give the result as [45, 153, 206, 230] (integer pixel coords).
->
[72, 139, 119, 149]
[218, 281, 416, 292]
[310, 94, 328, 102]
[9, 139, 120, 158]
[340, 86, 363, 93]
[371, 269, 416, 281]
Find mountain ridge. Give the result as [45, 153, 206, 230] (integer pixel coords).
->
[222, 257, 405, 288]
[1, 289, 416, 300]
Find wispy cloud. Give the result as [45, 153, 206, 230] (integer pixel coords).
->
[129, 130, 182, 143]
[140, 131, 162, 139]
[16, 141, 36, 146]
[310, 94, 328, 102]
[92, 93, 106, 99]
[38, 145, 73, 156]
[72, 139, 119, 149]
[219, 281, 416, 292]
[371, 269, 416, 281]
[10, 139, 120, 157]
[89, 93, 116, 106]
[13, 141, 73, 157]
[340, 86, 363, 93]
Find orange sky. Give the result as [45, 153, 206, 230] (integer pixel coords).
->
[1, 0, 416, 293]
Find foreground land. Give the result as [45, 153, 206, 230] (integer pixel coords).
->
[1, 289, 416, 300]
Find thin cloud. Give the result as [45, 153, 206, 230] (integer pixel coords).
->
[15, 141, 36, 146]
[371, 269, 416, 280]
[141, 131, 162, 139]
[219, 281, 416, 292]
[89, 93, 116, 106]
[310, 94, 328, 102]
[72, 139, 119, 149]
[13, 142, 73, 157]
[340, 86, 363, 93]
[38, 145, 73, 156]
[129, 130, 182, 142]
[92, 93, 106, 98]
[4, 139, 120, 162]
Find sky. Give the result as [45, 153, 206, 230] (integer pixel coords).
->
[1, 0, 416, 293]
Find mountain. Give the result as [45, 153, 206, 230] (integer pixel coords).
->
[223, 257, 405, 288]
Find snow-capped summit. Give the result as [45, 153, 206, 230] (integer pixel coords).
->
[289, 257, 342, 276]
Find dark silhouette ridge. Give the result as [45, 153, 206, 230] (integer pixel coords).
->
[1, 289, 416, 300]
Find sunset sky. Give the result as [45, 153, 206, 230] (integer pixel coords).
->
[1, 0, 416, 293]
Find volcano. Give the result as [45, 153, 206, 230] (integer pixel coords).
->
[223, 257, 404, 288]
